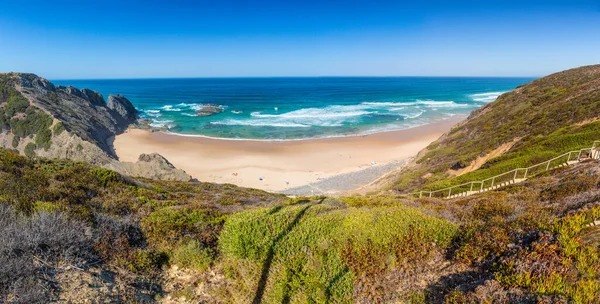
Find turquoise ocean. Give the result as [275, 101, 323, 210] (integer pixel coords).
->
[53, 77, 533, 140]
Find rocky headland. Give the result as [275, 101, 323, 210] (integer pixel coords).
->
[0, 72, 192, 181]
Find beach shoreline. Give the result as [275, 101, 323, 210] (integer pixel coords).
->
[113, 116, 466, 193]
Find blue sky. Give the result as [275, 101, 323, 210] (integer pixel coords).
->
[0, 0, 599, 78]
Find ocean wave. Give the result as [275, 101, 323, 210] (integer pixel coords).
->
[149, 119, 174, 128]
[470, 91, 506, 103]
[250, 105, 371, 119]
[211, 120, 312, 128]
[362, 100, 469, 108]
[170, 102, 228, 111]
[361, 101, 413, 106]
[161, 105, 181, 111]
[144, 109, 162, 117]
[419, 101, 470, 108]
[401, 110, 425, 119]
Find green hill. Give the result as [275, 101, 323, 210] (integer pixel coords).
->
[392, 64, 600, 193]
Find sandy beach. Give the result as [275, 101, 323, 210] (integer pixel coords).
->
[113, 116, 464, 193]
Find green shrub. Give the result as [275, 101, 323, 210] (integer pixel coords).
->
[5, 94, 29, 117]
[539, 174, 597, 201]
[172, 240, 214, 271]
[126, 249, 169, 273]
[142, 206, 225, 249]
[52, 122, 65, 136]
[219, 202, 458, 302]
[92, 167, 121, 187]
[11, 136, 19, 148]
[24, 142, 36, 158]
[35, 127, 52, 150]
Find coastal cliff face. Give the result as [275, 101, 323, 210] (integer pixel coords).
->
[0, 72, 192, 181]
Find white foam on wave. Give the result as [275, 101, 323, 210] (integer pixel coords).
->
[211, 120, 313, 128]
[250, 105, 371, 119]
[470, 91, 506, 103]
[172, 102, 227, 111]
[149, 119, 174, 128]
[144, 109, 162, 117]
[416, 100, 471, 108]
[401, 110, 425, 119]
[362, 100, 470, 108]
[161, 105, 182, 112]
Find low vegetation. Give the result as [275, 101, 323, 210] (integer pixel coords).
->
[2, 145, 598, 303]
[0, 74, 55, 153]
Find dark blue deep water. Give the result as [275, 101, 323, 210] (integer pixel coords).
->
[53, 77, 533, 139]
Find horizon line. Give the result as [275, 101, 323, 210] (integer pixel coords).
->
[48, 75, 540, 81]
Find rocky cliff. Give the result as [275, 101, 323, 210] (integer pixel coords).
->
[0, 72, 192, 181]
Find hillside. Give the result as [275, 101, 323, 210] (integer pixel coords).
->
[0, 72, 191, 181]
[0, 147, 599, 303]
[391, 64, 600, 193]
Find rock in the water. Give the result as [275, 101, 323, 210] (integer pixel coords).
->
[196, 104, 224, 117]
[108, 94, 137, 123]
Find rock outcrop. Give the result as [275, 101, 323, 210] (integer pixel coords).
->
[122, 153, 192, 181]
[196, 104, 224, 116]
[108, 94, 137, 123]
[0, 72, 193, 182]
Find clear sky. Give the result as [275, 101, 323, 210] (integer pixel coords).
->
[0, 0, 599, 79]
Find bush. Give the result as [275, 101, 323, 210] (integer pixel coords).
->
[539, 174, 597, 201]
[219, 202, 458, 302]
[120, 249, 168, 273]
[24, 142, 36, 158]
[0, 205, 94, 302]
[172, 240, 214, 271]
[92, 167, 122, 187]
[53, 122, 65, 136]
[11, 135, 19, 148]
[35, 127, 52, 150]
[5, 94, 29, 117]
[9, 108, 53, 139]
[142, 206, 225, 249]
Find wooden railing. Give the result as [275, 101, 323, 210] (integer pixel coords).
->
[409, 141, 600, 199]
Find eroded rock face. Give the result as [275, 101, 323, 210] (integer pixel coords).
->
[108, 94, 137, 123]
[57, 86, 105, 106]
[82, 88, 106, 106]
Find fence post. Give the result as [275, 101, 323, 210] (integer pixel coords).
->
[419, 191, 422, 198]
[480, 181, 484, 191]
[524, 168, 529, 179]
[546, 160, 551, 171]
[470, 182, 474, 192]
[429, 192, 432, 198]
[513, 169, 518, 180]
[577, 150, 582, 161]
[491, 177, 495, 188]
[448, 188, 452, 197]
